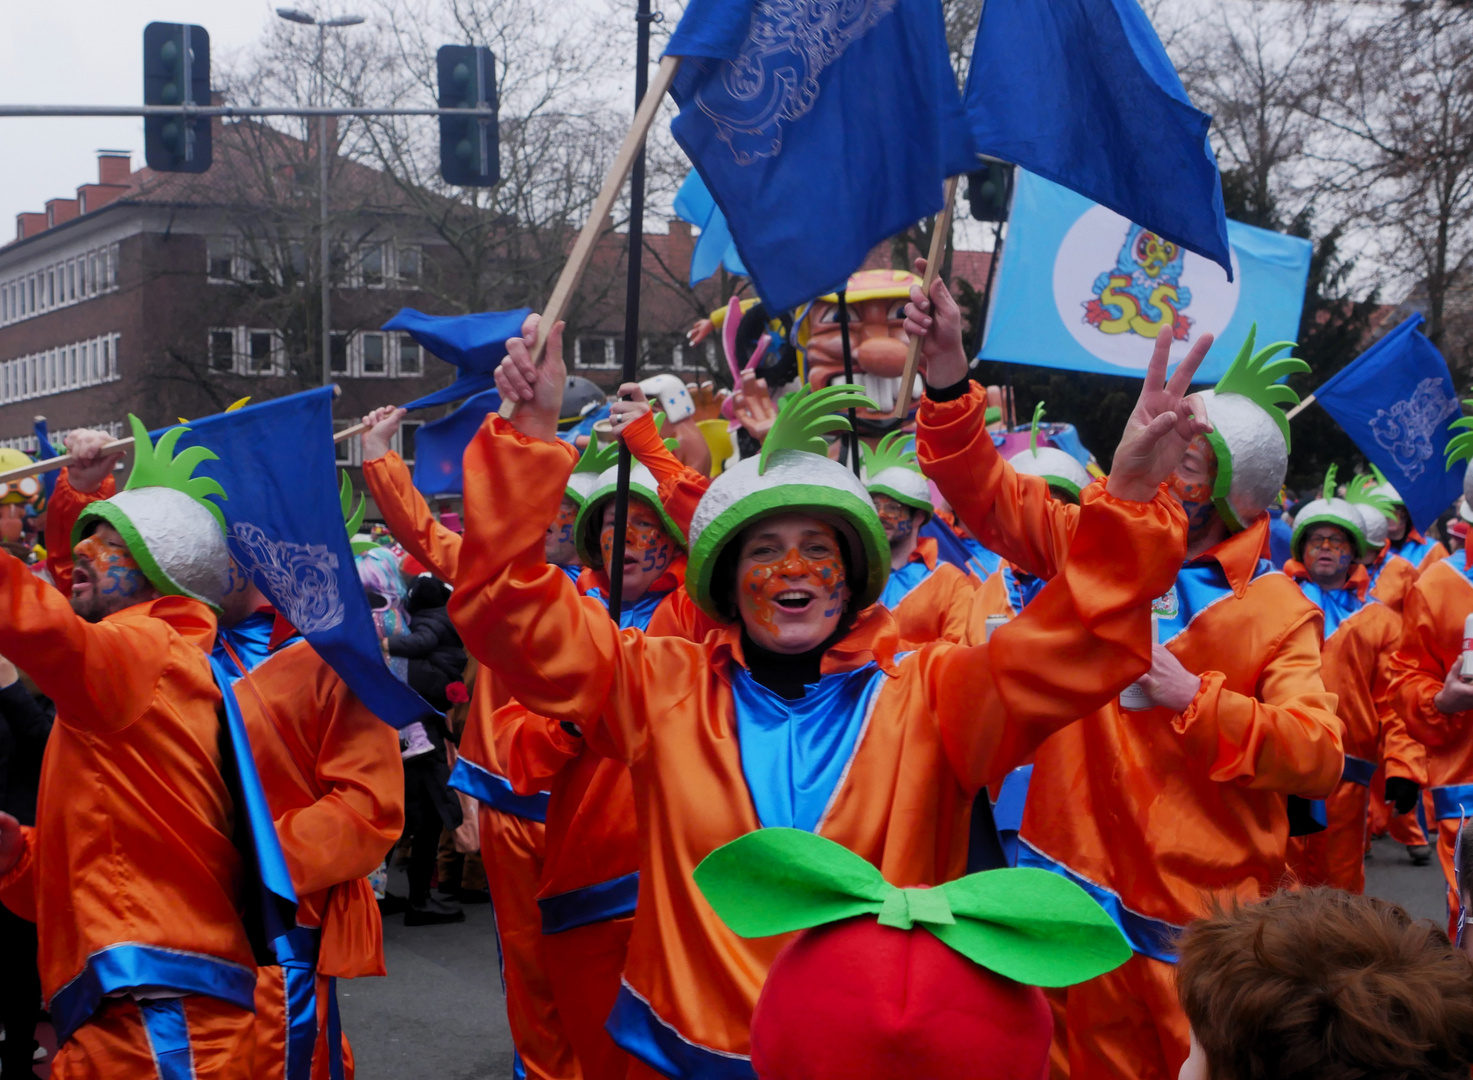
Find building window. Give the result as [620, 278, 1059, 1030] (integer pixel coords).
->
[360, 332, 387, 376]
[359, 245, 385, 288]
[287, 241, 307, 285]
[209, 330, 235, 373]
[576, 335, 619, 369]
[399, 420, 423, 464]
[207, 239, 234, 282]
[397, 334, 422, 377]
[68, 262, 76, 301]
[330, 332, 349, 376]
[107, 245, 118, 289]
[397, 246, 421, 283]
[88, 253, 99, 294]
[90, 340, 101, 382]
[247, 331, 277, 375]
[333, 419, 359, 466]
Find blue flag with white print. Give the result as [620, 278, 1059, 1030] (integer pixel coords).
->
[963, 0, 1231, 278]
[1314, 314, 1464, 533]
[164, 387, 436, 729]
[384, 307, 533, 410]
[664, 0, 977, 312]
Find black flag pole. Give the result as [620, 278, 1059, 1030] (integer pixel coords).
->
[607, 0, 655, 618]
[837, 289, 862, 477]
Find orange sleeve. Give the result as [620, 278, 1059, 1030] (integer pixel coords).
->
[0, 825, 38, 922]
[361, 451, 462, 583]
[1387, 576, 1467, 750]
[623, 411, 711, 539]
[0, 553, 200, 735]
[448, 417, 709, 767]
[924, 477, 1187, 792]
[916, 386, 1077, 579]
[44, 470, 115, 595]
[492, 700, 583, 795]
[1170, 614, 1344, 796]
[1421, 542, 1450, 572]
[272, 670, 406, 897]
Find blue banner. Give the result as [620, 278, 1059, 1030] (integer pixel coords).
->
[981, 170, 1312, 383]
[1314, 314, 1464, 533]
[33, 417, 58, 501]
[964, 0, 1230, 277]
[168, 388, 435, 730]
[673, 170, 746, 286]
[384, 307, 532, 410]
[412, 388, 502, 497]
[665, 0, 976, 312]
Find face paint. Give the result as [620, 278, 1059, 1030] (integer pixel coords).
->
[873, 495, 915, 542]
[1305, 531, 1353, 576]
[740, 546, 846, 634]
[75, 532, 148, 599]
[1167, 435, 1219, 534]
[549, 502, 576, 547]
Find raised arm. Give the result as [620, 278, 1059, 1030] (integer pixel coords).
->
[493, 700, 584, 795]
[44, 438, 120, 595]
[361, 407, 462, 583]
[612, 395, 711, 539]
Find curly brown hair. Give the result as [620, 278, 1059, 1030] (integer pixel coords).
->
[1177, 888, 1473, 1080]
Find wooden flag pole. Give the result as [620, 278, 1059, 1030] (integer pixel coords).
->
[893, 174, 960, 420]
[499, 54, 683, 420]
[1285, 393, 1316, 422]
[0, 420, 371, 486]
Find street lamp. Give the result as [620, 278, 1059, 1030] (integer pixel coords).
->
[275, 7, 365, 387]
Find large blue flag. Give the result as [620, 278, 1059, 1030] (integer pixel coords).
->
[384, 307, 532, 410]
[32, 417, 58, 501]
[964, 0, 1231, 279]
[673, 169, 747, 286]
[168, 388, 436, 730]
[412, 388, 502, 497]
[1314, 314, 1464, 533]
[665, 0, 977, 312]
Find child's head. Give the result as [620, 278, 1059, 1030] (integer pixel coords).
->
[1176, 888, 1473, 1080]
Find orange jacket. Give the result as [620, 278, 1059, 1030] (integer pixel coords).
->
[917, 386, 1343, 952]
[1368, 550, 1420, 614]
[881, 536, 981, 646]
[216, 614, 405, 978]
[361, 451, 461, 583]
[623, 411, 709, 538]
[0, 555, 255, 1039]
[1387, 552, 1473, 819]
[1392, 529, 1449, 574]
[448, 411, 1182, 1067]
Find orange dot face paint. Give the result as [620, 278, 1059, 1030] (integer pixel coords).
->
[872, 494, 915, 543]
[74, 532, 148, 599]
[598, 500, 677, 602]
[549, 501, 577, 547]
[735, 516, 850, 651]
[1167, 434, 1219, 533]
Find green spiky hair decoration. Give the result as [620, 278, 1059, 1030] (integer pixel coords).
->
[1321, 463, 1339, 501]
[862, 430, 920, 475]
[1445, 400, 1473, 468]
[1213, 325, 1309, 451]
[758, 383, 880, 475]
[576, 436, 619, 476]
[1029, 402, 1047, 455]
[1346, 472, 1397, 520]
[126, 415, 227, 532]
[339, 471, 375, 556]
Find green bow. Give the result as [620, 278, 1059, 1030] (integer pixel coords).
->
[693, 828, 1131, 988]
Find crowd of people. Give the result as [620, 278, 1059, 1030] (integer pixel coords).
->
[1, 264, 1473, 1080]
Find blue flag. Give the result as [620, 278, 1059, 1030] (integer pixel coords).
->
[384, 307, 532, 410]
[964, 0, 1231, 279]
[665, 0, 977, 312]
[1314, 314, 1464, 533]
[168, 388, 436, 730]
[32, 417, 58, 501]
[673, 170, 747, 286]
[412, 388, 502, 497]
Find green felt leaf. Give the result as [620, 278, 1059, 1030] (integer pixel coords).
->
[1446, 401, 1473, 467]
[1213, 324, 1309, 451]
[693, 828, 889, 937]
[1321, 463, 1339, 501]
[877, 886, 956, 930]
[759, 384, 880, 475]
[124, 414, 227, 532]
[862, 430, 919, 476]
[1030, 401, 1046, 455]
[934, 868, 1132, 988]
[575, 437, 619, 475]
[340, 470, 366, 537]
[1345, 473, 1397, 520]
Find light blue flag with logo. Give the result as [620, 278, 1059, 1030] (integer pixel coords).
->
[981, 169, 1311, 383]
[673, 169, 747, 286]
[664, 0, 977, 312]
[1314, 314, 1464, 533]
[164, 388, 436, 730]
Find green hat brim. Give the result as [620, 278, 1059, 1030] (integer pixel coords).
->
[866, 481, 933, 517]
[1291, 510, 1369, 561]
[73, 500, 221, 612]
[574, 482, 687, 570]
[686, 484, 890, 621]
[1204, 427, 1247, 533]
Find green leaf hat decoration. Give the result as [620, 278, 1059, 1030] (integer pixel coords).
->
[1029, 401, 1046, 455]
[124, 414, 228, 533]
[1345, 472, 1397, 521]
[1212, 324, 1308, 453]
[1446, 400, 1473, 468]
[758, 383, 880, 475]
[1321, 462, 1339, 501]
[694, 829, 1131, 989]
[861, 430, 919, 475]
[340, 471, 375, 556]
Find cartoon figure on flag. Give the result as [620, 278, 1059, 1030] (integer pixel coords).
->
[1369, 376, 1461, 482]
[1083, 224, 1193, 342]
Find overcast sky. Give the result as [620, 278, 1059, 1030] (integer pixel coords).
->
[0, 1, 283, 231]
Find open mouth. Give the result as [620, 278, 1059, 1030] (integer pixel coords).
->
[823, 372, 924, 413]
[71, 566, 94, 597]
[774, 589, 816, 611]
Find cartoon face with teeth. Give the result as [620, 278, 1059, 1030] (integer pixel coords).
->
[802, 269, 924, 438]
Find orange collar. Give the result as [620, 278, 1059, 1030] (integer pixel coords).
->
[710, 605, 903, 684]
[906, 535, 939, 572]
[1191, 516, 1272, 598]
[1284, 559, 1371, 601]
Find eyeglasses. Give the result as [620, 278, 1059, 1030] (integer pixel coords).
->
[1304, 534, 1351, 554]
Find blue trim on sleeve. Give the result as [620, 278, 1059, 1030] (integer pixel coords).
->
[539, 872, 640, 934]
[1342, 754, 1377, 787]
[1433, 784, 1473, 821]
[50, 944, 256, 1046]
[139, 998, 197, 1080]
[448, 757, 550, 823]
[606, 981, 756, 1080]
[1016, 841, 1182, 963]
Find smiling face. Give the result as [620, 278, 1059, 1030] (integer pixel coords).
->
[599, 498, 676, 604]
[1303, 523, 1354, 587]
[546, 496, 580, 567]
[71, 523, 159, 622]
[735, 513, 850, 655]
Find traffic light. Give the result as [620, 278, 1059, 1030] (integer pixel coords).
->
[966, 161, 1013, 223]
[143, 22, 212, 174]
[437, 46, 499, 187]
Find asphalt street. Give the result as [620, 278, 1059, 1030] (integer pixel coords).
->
[336, 835, 1454, 1080]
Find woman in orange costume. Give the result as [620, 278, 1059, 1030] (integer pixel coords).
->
[1283, 475, 1410, 894]
[358, 407, 581, 1080]
[0, 418, 258, 1079]
[908, 269, 1342, 1080]
[449, 307, 1197, 1079]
